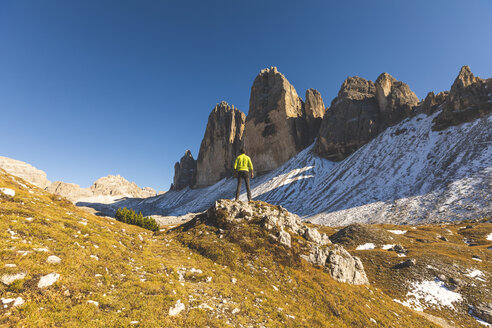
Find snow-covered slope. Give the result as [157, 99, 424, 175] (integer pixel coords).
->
[93, 112, 491, 225]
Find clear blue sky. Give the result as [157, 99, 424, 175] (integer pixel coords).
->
[1, 0, 491, 191]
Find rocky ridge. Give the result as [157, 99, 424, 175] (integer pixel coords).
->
[0, 156, 156, 203]
[432, 66, 492, 130]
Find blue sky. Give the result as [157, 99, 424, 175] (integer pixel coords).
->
[1, 0, 491, 191]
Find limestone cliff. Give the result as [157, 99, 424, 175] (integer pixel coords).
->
[171, 150, 197, 191]
[243, 67, 323, 175]
[195, 102, 246, 188]
[315, 73, 418, 161]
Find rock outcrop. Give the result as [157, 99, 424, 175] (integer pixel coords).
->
[315, 73, 418, 161]
[0, 156, 51, 189]
[243, 67, 323, 175]
[202, 199, 368, 285]
[433, 66, 492, 130]
[171, 150, 197, 191]
[304, 88, 326, 141]
[195, 102, 246, 188]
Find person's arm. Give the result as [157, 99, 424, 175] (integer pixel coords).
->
[234, 157, 239, 177]
[248, 158, 254, 178]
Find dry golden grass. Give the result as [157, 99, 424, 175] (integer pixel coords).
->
[0, 170, 455, 327]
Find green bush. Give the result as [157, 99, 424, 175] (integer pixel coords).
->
[115, 207, 159, 232]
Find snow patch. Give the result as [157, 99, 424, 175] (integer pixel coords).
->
[356, 243, 376, 250]
[395, 278, 462, 311]
[487, 233, 492, 241]
[169, 299, 185, 316]
[388, 230, 407, 235]
[382, 244, 395, 250]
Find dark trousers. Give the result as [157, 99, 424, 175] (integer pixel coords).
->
[235, 170, 252, 201]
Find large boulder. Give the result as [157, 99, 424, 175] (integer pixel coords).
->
[433, 66, 492, 130]
[315, 73, 418, 161]
[195, 101, 246, 188]
[0, 156, 51, 189]
[243, 67, 318, 175]
[171, 150, 197, 191]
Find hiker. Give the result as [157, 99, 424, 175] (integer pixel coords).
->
[234, 148, 254, 201]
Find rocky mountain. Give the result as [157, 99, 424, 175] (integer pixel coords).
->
[195, 101, 246, 188]
[170, 150, 197, 191]
[104, 111, 491, 225]
[243, 67, 324, 175]
[315, 72, 418, 161]
[0, 156, 50, 189]
[0, 157, 156, 202]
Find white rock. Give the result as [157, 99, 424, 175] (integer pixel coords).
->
[2, 298, 14, 304]
[232, 308, 240, 314]
[87, 300, 99, 306]
[278, 230, 291, 248]
[198, 303, 213, 310]
[138, 234, 144, 241]
[0, 188, 15, 197]
[169, 299, 185, 316]
[4, 264, 16, 268]
[46, 255, 62, 264]
[37, 273, 60, 288]
[34, 247, 49, 252]
[90, 255, 99, 261]
[231, 277, 237, 284]
[13, 297, 24, 307]
[25, 217, 33, 221]
[130, 321, 139, 325]
[1, 272, 26, 285]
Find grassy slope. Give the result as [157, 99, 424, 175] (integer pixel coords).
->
[318, 221, 492, 328]
[1, 170, 440, 327]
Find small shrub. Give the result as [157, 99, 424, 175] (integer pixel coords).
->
[115, 207, 159, 232]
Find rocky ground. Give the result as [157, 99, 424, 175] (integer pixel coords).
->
[1, 170, 491, 327]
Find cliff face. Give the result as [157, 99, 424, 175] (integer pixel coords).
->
[195, 102, 246, 188]
[171, 150, 197, 191]
[0, 156, 51, 189]
[432, 66, 492, 130]
[315, 76, 380, 161]
[243, 67, 324, 175]
[315, 73, 418, 161]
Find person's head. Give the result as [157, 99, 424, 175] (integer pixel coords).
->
[240, 148, 246, 154]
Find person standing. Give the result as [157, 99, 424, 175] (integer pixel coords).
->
[234, 148, 254, 201]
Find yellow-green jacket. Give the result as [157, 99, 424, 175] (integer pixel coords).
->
[234, 154, 253, 172]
